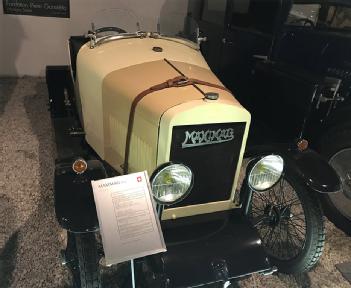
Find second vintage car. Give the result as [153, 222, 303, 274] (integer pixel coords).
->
[193, 0, 351, 235]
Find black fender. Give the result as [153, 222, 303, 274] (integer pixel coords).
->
[46, 65, 74, 118]
[54, 159, 107, 232]
[245, 144, 341, 194]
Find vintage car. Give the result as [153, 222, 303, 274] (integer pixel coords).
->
[192, 0, 351, 235]
[46, 5, 340, 288]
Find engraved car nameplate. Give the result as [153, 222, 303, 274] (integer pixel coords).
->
[182, 128, 234, 148]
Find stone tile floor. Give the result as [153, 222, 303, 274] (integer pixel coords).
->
[0, 77, 350, 288]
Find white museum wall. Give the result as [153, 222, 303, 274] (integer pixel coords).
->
[0, 0, 182, 76]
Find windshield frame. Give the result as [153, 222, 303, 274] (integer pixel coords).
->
[87, 31, 200, 50]
[88, 7, 201, 50]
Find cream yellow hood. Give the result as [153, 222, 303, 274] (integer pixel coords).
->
[76, 38, 246, 169]
[76, 38, 251, 219]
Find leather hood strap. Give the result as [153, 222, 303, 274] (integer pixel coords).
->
[123, 75, 231, 174]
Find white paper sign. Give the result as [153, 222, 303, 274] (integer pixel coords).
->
[91, 171, 166, 265]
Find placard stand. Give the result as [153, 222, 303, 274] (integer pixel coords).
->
[131, 259, 136, 288]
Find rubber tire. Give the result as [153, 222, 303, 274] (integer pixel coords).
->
[74, 233, 102, 288]
[318, 127, 351, 236]
[254, 171, 326, 274]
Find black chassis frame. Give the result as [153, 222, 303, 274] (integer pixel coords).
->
[46, 65, 340, 286]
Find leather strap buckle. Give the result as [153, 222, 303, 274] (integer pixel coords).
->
[167, 76, 189, 87]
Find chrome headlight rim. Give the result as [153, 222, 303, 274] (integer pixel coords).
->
[247, 154, 284, 192]
[150, 162, 194, 205]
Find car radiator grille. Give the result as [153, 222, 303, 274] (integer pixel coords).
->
[169, 122, 246, 207]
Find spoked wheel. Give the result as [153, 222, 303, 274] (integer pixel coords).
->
[249, 172, 326, 274]
[64, 231, 102, 288]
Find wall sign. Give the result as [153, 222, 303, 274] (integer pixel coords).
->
[3, 0, 70, 18]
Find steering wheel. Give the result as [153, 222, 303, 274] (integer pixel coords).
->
[291, 18, 315, 27]
[94, 27, 127, 34]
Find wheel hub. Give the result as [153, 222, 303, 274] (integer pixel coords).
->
[264, 205, 291, 226]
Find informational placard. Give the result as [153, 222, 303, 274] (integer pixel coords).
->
[2, 0, 70, 18]
[91, 171, 166, 266]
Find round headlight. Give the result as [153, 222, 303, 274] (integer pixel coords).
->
[150, 163, 193, 205]
[248, 155, 284, 192]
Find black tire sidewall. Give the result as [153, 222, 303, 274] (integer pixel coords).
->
[73, 233, 101, 288]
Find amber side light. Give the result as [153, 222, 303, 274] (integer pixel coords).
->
[72, 158, 88, 174]
[297, 139, 309, 151]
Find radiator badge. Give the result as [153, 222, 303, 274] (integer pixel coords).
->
[182, 128, 234, 148]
